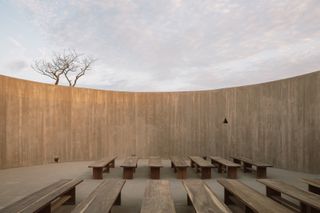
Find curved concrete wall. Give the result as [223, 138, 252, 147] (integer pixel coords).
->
[0, 72, 319, 173]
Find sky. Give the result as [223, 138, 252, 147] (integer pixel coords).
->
[0, 0, 320, 91]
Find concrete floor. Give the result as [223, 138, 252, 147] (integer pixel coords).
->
[0, 159, 319, 212]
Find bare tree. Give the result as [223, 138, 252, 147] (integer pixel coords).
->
[32, 50, 95, 86]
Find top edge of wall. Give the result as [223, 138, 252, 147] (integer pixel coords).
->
[1, 70, 319, 94]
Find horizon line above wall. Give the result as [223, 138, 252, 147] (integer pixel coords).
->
[0, 71, 319, 173]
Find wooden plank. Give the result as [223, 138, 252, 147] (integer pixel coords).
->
[72, 179, 125, 213]
[121, 156, 138, 167]
[218, 179, 294, 213]
[183, 180, 232, 213]
[258, 179, 320, 210]
[209, 156, 241, 167]
[170, 156, 188, 167]
[189, 156, 213, 167]
[231, 156, 272, 167]
[88, 156, 117, 168]
[1, 179, 82, 213]
[149, 156, 162, 167]
[140, 180, 176, 213]
[301, 178, 320, 188]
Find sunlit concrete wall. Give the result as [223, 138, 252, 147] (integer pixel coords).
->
[0, 71, 319, 173]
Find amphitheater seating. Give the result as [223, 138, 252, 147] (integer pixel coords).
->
[301, 178, 320, 195]
[72, 179, 125, 213]
[231, 156, 272, 178]
[209, 156, 241, 179]
[258, 179, 320, 212]
[170, 156, 188, 179]
[183, 180, 232, 213]
[140, 180, 176, 213]
[189, 156, 214, 179]
[218, 179, 294, 213]
[148, 156, 163, 179]
[1, 179, 82, 213]
[121, 156, 138, 179]
[88, 156, 117, 179]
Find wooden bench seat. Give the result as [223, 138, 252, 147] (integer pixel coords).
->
[258, 179, 320, 212]
[140, 180, 176, 213]
[88, 156, 117, 179]
[231, 156, 272, 178]
[72, 179, 125, 213]
[209, 156, 241, 179]
[301, 178, 320, 195]
[189, 156, 213, 179]
[1, 179, 83, 213]
[170, 156, 188, 179]
[183, 180, 232, 213]
[121, 156, 138, 179]
[149, 156, 163, 179]
[218, 179, 294, 213]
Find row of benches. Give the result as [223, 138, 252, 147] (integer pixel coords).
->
[88, 155, 273, 180]
[2, 178, 319, 213]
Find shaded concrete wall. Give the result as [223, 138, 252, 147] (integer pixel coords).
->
[0, 71, 319, 173]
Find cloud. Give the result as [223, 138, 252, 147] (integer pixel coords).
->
[6, 59, 28, 71]
[8, 0, 320, 91]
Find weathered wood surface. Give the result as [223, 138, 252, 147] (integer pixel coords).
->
[231, 156, 272, 167]
[1, 179, 82, 213]
[140, 180, 176, 213]
[218, 179, 294, 213]
[189, 156, 213, 167]
[72, 179, 125, 213]
[258, 179, 320, 210]
[209, 156, 240, 167]
[1, 71, 320, 174]
[302, 178, 320, 188]
[149, 156, 162, 167]
[121, 157, 138, 167]
[183, 180, 232, 213]
[88, 156, 117, 168]
[170, 156, 188, 168]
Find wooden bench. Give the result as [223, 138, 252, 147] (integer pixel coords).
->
[209, 156, 241, 179]
[183, 180, 232, 213]
[149, 156, 163, 179]
[218, 179, 294, 213]
[140, 180, 176, 213]
[72, 179, 125, 213]
[170, 156, 188, 179]
[231, 156, 272, 178]
[1, 179, 83, 213]
[121, 156, 138, 179]
[88, 156, 117, 179]
[189, 156, 213, 179]
[258, 179, 320, 212]
[301, 178, 320, 195]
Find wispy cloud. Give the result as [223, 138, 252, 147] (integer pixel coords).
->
[4, 0, 320, 91]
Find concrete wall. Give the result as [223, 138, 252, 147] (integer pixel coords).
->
[0, 71, 319, 173]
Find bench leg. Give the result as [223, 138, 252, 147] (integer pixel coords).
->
[245, 206, 255, 213]
[196, 165, 201, 173]
[227, 167, 237, 179]
[176, 167, 187, 179]
[266, 186, 281, 197]
[38, 204, 51, 213]
[309, 185, 320, 195]
[201, 167, 211, 179]
[114, 192, 121, 205]
[64, 187, 76, 205]
[224, 189, 233, 205]
[243, 163, 252, 173]
[191, 160, 195, 168]
[150, 167, 160, 179]
[233, 159, 241, 164]
[217, 164, 223, 173]
[104, 166, 110, 173]
[256, 167, 267, 178]
[171, 161, 174, 168]
[110, 159, 115, 168]
[123, 167, 134, 179]
[93, 167, 103, 179]
[187, 194, 192, 206]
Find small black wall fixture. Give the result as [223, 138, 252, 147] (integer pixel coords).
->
[223, 117, 228, 124]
